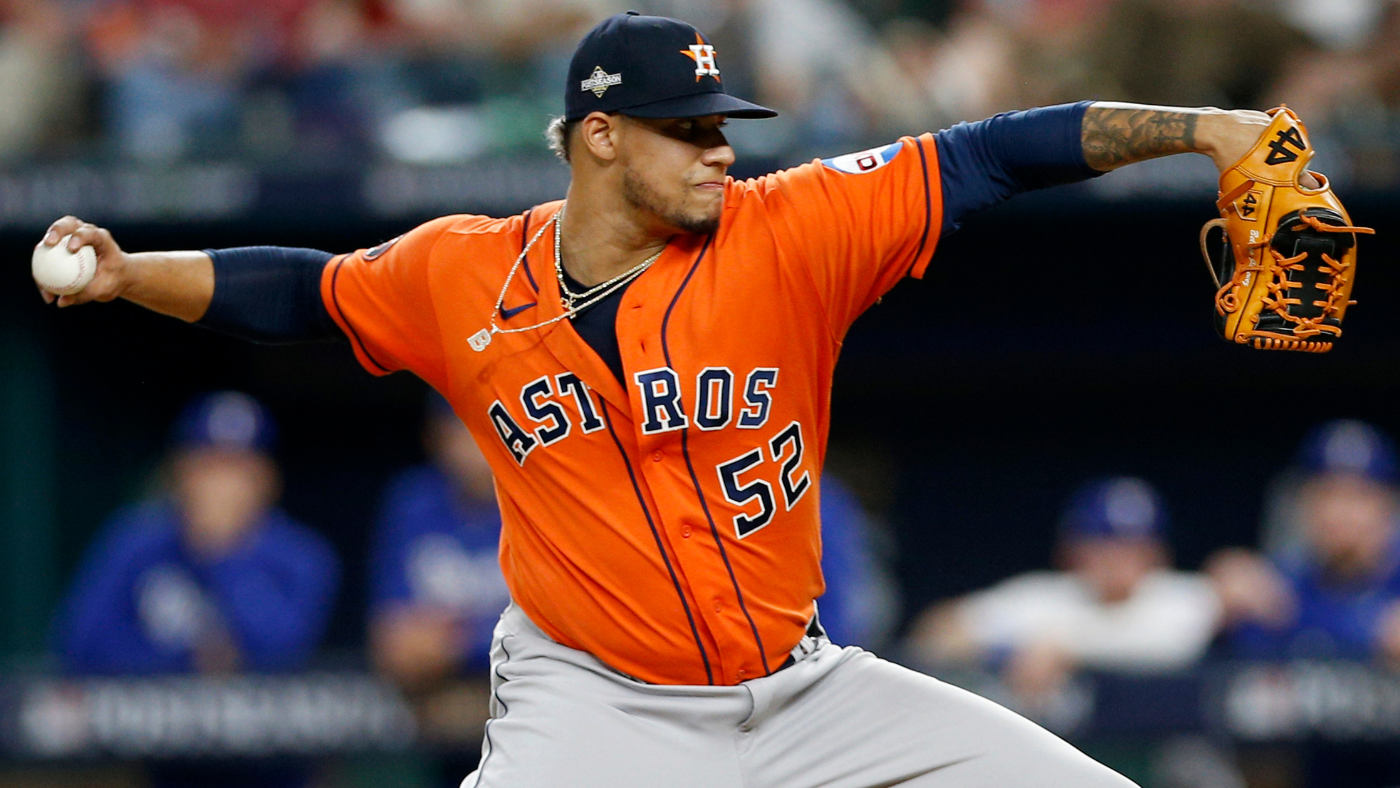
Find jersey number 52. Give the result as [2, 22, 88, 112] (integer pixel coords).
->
[715, 421, 811, 539]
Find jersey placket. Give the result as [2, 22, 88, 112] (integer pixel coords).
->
[518, 224, 736, 684]
[613, 238, 769, 685]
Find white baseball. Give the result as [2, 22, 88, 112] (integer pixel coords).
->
[33, 235, 97, 296]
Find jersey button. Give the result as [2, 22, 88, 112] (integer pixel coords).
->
[713, 599, 724, 613]
[736, 668, 748, 680]
[652, 451, 664, 462]
[681, 524, 692, 538]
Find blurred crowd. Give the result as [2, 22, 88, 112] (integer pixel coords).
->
[48, 389, 897, 786]
[44, 384, 1400, 785]
[2, 0, 1399, 184]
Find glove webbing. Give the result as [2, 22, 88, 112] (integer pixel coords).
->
[1201, 210, 1374, 340]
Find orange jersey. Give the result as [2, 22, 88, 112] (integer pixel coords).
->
[323, 134, 944, 685]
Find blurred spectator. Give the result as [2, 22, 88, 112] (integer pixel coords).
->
[53, 391, 340, 675]
[1085, 0, 1312, 109]
[0, 0, 85, 161]
[1210, 420, 1400, 663]
[908, 477, 1220, 707]
[84, 0, 389, 161]
[369, 393, 509, 689]
[51, 391, 340, 788]
[744, 0, 931, 145]
[885, 8, 1019, 127]
[375, 0, 619, 162]
[1270, 0, 1400, 188]
[817, 474, 899, 650]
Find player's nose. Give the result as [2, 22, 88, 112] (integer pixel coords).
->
[702, 142, 735, 169]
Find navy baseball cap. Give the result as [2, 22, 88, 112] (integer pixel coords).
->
[564, 12, 776, 122]
[170, 391, 276, 454]
[1296, 419, 1398, 484]
[1058, 477, 1167, 542]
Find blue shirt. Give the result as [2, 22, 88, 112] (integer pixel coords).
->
[54, 502, 340, 675]
[370, 465, 509, 671]
[1229, 539, 1400, 660]
[817, 476, 894, 649]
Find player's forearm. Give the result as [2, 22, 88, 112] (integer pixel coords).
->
[37, 215, 341, 342]
[117, 250, 216, 323]
[1080, 103, 1273, 173]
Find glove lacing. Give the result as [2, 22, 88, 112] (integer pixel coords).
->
[1201, 211, 1374, 339]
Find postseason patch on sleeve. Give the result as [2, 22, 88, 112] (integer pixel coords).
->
[821, 142, 904, 174]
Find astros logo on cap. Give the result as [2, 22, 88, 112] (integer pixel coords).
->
[681, 33, 720, 82]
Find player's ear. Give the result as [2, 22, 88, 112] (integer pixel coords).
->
[579, 112, 621, 162]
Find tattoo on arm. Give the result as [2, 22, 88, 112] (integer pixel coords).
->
[1081, 105, 1201, 172]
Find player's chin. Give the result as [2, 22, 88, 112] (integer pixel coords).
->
[674, 191, 722, 234]
[670, 204, 721, 236]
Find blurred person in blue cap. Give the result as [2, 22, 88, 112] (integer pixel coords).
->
[369, 392, 510, 689]
[1209, 419, 1400, 663]
[910, 477, 1220, 706]
[51, 391, 340, 787]
[53, 391, 340, 676]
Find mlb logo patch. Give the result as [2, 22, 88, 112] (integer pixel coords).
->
[822, 142, 903, 174]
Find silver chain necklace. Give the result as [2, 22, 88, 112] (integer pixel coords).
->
[554, 205, 664, 310]
[475, 204, 664, 352]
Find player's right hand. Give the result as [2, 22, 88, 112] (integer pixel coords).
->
[35, 215, 128, 308]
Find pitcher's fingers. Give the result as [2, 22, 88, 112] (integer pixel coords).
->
[55, 287, 99, 307]
[43, 215, 83, 246]
[67, 222, 103, 252]
[68, 223, 120, 258]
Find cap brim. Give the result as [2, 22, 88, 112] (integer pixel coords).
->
[620, 91, 777, 120]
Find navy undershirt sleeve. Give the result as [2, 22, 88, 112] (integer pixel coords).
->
[934, 101, 1104, 235]
[197, 246, 341, 344]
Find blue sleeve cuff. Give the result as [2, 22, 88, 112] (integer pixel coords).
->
[934, 101, 1103, 235]
[198, 246, 340, 344]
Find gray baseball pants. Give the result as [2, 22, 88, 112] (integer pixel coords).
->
[461, 603, 1137, 788]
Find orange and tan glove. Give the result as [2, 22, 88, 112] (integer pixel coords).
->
[1201, 107, 1374, 352]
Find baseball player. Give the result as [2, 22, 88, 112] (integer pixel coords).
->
[34, 12, 1321, 788]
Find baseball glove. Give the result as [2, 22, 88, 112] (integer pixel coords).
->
[1200, 107, 1374, 352]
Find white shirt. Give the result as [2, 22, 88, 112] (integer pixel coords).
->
[959, 570, 1222, 671]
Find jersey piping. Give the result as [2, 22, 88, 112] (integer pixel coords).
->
[519, 208, 541, 293]
[327, 256, 391, 374]
[660, 234, 772, 675]
[472, 633, 513, 788]
[600, 396, 715, 684]
[913, 142, 934, 268]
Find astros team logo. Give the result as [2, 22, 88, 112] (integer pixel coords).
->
[680, 33, 720, 82]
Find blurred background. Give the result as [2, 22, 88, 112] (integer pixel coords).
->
[2, 0, 1400, 786]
